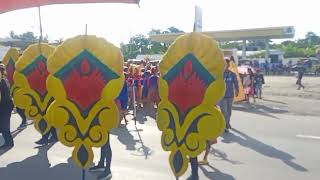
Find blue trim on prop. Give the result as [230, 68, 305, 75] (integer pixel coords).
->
[21, 55, 46, 76]
[162, 53, 215, 86]
[54, 49, 119, 80]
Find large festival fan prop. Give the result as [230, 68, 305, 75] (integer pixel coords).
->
[157, 32, 226, 179]
[46, 35, 124, 173]
[1, 48, 20, 93]
[13, 44, 55, 135]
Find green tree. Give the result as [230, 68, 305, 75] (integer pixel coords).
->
[19, 32, 37, 41]
[271, 32, 320, 58]
[9, 31, 19, 39]
[121, 27, 178, 61]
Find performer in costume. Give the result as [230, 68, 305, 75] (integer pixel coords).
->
[228, 56, 245, 102]
[147, 67, 160, 107]
[157, 33, 226, 180]
[46, 35, 124, 180]
[141, 69, 151, 107]
[116, 72, 129, 126]
[1, 48, 27, 129]
[0, 63, 14, 149]
[127, 65, 134, 109]
[133, 66, 142, 108]
[13, 44, 57, 145]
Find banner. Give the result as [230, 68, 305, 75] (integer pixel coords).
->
[0, 0, 139, 13]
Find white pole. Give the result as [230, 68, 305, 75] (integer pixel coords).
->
[132, 84, 137, 125]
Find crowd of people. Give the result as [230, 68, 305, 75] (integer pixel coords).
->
[116, 60, 161, 125]
[241, 68, 265, 103]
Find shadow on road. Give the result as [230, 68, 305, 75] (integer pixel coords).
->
[0, 143, 100, 180]
[233, 103, 288, 119]
[131, 126, 153, 159]
[210, 148, 242, 165]
[200, 165, 236, 180]
[262, 98, 287, 105]
[0, 128, 26, 156]
[111, 127, 139, 151]
[222, 129, 308, 172]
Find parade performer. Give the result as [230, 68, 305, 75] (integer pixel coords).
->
[147, 67, 160, 107]
[13, 44, 57, 145]
[116, 72, 129, 126]
[142, 69, 151, 107]
[1, 48, 27, 129]
[0, 63, 14, 149]
[127, 65, 135, 109]
[228, 56, 245, 102]
[157, 33, 226, 180]
[46, 35, 124, 180]
[133, 65, 142, 107]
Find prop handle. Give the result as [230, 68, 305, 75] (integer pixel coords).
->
[132, 85, 137, 125]
[37, 6, 43, 53]
[82, 169, 85, 180]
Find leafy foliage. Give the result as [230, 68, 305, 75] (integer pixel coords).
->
[221, 32, 320, 58]
[121, 27, 184, 60]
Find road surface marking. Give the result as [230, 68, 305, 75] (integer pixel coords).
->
[296, 135, 320, 140]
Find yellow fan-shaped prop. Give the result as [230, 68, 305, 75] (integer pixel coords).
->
[46, 35, 124, 169]
[13, 44, 55, 135]
[2, 48, 20, 94]
[157, 32, 226, 177]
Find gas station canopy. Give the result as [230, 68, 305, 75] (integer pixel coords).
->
[149, 26, 295, 43]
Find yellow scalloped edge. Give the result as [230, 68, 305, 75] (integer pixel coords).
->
[48, 35, 123, 76]
[2, 48, 19, 65]
[15, 43, 54, 71]
[13, 43, 55, 135]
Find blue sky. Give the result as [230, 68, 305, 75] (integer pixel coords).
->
[0, 0, 319, 46]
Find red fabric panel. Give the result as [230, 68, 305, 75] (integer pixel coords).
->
[0, 0, 138, 13]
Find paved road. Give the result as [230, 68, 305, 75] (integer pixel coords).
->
[0, 99, 319, 180]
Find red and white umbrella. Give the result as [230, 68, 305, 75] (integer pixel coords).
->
[0, 0, 139, 13]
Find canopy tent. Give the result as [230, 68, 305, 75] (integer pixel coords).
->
[0, 0, 139, 13]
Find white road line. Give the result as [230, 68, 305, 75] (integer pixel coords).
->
[296, 135, 320, 140]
